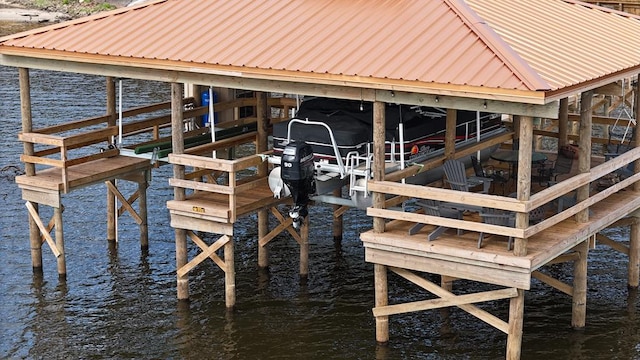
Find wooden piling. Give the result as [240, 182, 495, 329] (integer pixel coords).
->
[225, 236, 236, 309]
[300, 217, 309, 280]
[257, 92, 269, 269]
[106, 77, 116, 242]
[572, 239, 589, 328]
[332, 188, 343, 243]
[514, 116, 533, 256]
[558, 98, 569, 148]
[54, 206, 66, 280]
[374, 263, 389, 344]
[171, 82, 188, 300]
[138, 177, 149, 251]
[506, 289, 525, 360]
[373, 101, 386, 233]
[631, 76, 640, 288]
[20, 67, 42, 271]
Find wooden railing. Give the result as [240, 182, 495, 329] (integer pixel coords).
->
[366, 146, 640, 253]
[167, 153, 267, 222]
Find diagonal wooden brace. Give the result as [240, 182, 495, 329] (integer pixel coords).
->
[25, 201, 61, 258]
[177, 233, 229, 278]
[264, 206, 301, 245]
[105, 180, 142, 225]
[382, 267, 517, 334]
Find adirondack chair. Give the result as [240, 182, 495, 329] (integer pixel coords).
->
[478, 207, 515, 250]
[443, 158, 491, 193]
[408, 199, 463, 240]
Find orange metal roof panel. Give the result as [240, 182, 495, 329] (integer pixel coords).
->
[466, 0, 640, 91]
[1, 0, 639, 98]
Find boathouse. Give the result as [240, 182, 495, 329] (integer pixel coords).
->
[1, 1, 640, 359]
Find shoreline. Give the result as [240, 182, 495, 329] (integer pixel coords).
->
[0, 0, 134, 23]
[0, 1, 69, 23]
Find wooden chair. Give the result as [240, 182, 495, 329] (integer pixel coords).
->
[471, 155, 508, 194]
[478, 207, 515, 250]
[537, 151, 573, 186]
[443, 158, 491, 193]
[408, 199, 463, 240]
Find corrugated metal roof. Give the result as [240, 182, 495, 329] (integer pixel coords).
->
[1, 0, 639, 104]
[466, 0, 640, 93]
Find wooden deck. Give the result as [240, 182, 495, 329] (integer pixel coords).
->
[362, 189, 640, 289]
[16, 155, 151, 192]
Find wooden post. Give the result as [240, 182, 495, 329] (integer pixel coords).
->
[512, 115, 520, 149]
[571, 91, 593, 328]
[576, 91, 593, 223]
[138, 175, 149, 251]
[572, 239, 589, 328]
[171, 83, 189, 300]
[106, 77, 117, 242]
[506, 289, 525, 360]
[373, 101, 386, 233]
[514, 116, 532, 256]
[445, 109, 456, 159]
[225, 235, 236, 309]
[54, 206, 66, 280]
[332, 187, 343, 243]
[374, 263, 389, 343]
[19, 68, 42, 272]
[630, 75, 640, 288]
[300, 216, 309, 281]
[256, 92, 270, 268]
[558, 98, 569, 148]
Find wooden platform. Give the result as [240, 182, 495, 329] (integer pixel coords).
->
[16, 156, 151, 192]
[167, 181, 291, 229]
[361, 190, 640, 289]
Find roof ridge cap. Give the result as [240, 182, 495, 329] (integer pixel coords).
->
[447, 0, 551, 91]
[563, 0, 640, 19]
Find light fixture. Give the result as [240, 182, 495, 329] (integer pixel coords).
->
[434, 96, 439, 103]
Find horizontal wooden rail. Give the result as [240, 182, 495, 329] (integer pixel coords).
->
[169, 153, 266, 173]
[384, 131, 513, 182]
[368, 181, 526, 212]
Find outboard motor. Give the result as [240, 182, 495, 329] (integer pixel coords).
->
[281, 141, 315, 229]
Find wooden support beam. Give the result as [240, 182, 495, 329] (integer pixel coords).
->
[25, 201, 61, 258]
[572, 239, 589, 328]
[373, 101, 386, 233]
[630, 73, 640, 288]
[506, 289, 525, 360]
[225, 236, 235, 309]
[515, 115, 533, 256]
[597, 233, 629, 255]
[373, 287, 517, 317]
[332, 187, 344, 243]
[105, 181, 143, 224]
[177, 233, 229, 277]
[558, 97, 569, 148]
[374, 264, 389, 344]
[300, 217, 309, 280]
[171, 82, 189, 301]
[532, 271, 573, 296]
[389, 267, 512, 333]
[54, 205, 66, 279]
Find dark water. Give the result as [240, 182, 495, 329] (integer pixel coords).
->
[1, 23, 640, 360]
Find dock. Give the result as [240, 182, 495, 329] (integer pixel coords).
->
[3, 1, 640, 359]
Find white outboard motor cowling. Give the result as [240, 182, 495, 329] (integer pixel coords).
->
[281, 141, 315, 228]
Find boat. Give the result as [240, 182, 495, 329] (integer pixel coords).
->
[267, 97, 506, 227]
